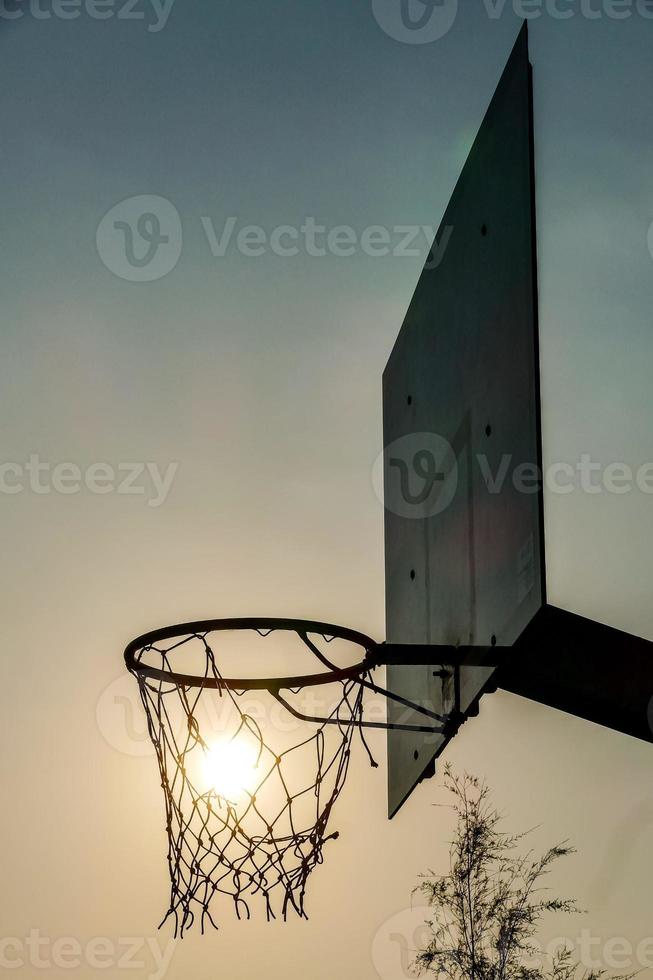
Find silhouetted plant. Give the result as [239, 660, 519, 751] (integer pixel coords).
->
[415, 766, 630, 980]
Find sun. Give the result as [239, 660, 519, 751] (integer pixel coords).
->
[202, 738, 259, 803]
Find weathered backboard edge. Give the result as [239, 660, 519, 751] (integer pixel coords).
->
[383, 24, 546, 818]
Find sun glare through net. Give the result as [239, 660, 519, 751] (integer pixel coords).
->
[202, 737, 260, 803]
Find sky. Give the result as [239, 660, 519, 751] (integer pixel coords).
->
[0, 2, 652, 979]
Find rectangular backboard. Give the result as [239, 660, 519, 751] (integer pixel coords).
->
[383, 25, 545, 818]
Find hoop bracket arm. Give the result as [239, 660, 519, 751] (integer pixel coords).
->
[371, 643, 508, 668]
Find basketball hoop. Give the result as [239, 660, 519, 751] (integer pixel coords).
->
[125, 618, 454, 934]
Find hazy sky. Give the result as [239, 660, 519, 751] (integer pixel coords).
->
[1, 3, 652, 980]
